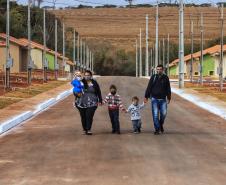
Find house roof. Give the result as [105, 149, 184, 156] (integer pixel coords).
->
[0, 41, 6, 47]
[66, 60, 75, 66]
[0, 33, 27, 47]
[19, 38, 70, 61]
[170, 44, 226, 67]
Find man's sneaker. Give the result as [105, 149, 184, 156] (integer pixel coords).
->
[154, 130, 160, 135]
[133, 131, 139, 134]
[86, 130, 93, 135]
[138, 128, 141, 133]
[160, 125, 164, 133]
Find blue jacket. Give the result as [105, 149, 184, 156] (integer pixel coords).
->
[71, 79, 84, 94]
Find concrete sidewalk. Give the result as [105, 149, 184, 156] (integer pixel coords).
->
[0, 83, 72, 135]
[171, 82, 226, 120]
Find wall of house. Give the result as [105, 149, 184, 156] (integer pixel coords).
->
[213, 55, 226, 78]
[46, 53, 55, 70]
[169, 65, 177, 76]
[202, 55, 215, 76]
[31, 49, 43, 69]
[0, 44, 20, 73]
[20, 48, 28, 72]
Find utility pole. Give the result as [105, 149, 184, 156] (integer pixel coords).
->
[136, 39, 138, 77]
[139, 28, 142, 77]
[80, 39, 83, 72]
[54, 19, 58, 80]
[155, 1, 159, 69]
[163, 38, 165, 67]
[190, 16, 194, 83]
[167, 34, 170, 76]
[179, 0, 184, 88]
[5, 0, 11, 89]
[62, 22, 65, 78]
[73, 28, 76, 73]
[83, 41, 86, 71]
[86, 46, 89, 70]
[145, 14, 149, 76]
[77, 35, 80, 71]
[159, 40, 161, 64]
[43, 8, 48, 82]
[27, 0, 33, 85]
[200, 13, 204, 85]
[219, 3, 224, 91]
[150, 48, 153, 76]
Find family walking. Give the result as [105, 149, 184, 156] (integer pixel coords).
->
[71, 65, 171, 135]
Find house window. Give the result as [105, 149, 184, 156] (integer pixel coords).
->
[194, 72, 199, 76]
[209, 71, 214, 76]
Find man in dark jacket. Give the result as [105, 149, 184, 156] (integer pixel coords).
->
[144, 64, 171, 135]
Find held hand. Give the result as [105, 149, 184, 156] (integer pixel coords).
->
[144, 98, 148, 104]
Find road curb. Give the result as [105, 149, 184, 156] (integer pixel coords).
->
[172, 88, 226, 120]
[0, 88, 73, 135]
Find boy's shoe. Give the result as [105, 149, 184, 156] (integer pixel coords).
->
[154, 130, 160, 135]
[86, 130, 93, 135]
[160, 124, 164, 133]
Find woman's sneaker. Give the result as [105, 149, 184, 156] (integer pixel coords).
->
[86, 130, 93, 135]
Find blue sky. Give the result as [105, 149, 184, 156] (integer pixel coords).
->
[16, 0, 224, 7]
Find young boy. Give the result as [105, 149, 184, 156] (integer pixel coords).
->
[71, 71, 84, 99]
[126, 96, 145, 134]
[103, 85, 125, 134]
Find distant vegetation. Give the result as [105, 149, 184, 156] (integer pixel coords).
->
[0, 0, 74, 60]
[61, 2, 224, 9]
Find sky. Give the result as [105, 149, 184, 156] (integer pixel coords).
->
[16, 0, 224, 8]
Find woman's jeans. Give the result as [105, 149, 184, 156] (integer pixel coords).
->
[77, 106, 97, 131]
[151, 98, 167, 131]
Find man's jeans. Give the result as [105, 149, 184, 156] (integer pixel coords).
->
[151, 97, 167, 131]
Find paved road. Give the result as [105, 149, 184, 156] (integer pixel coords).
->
[0, 76, 226, 185]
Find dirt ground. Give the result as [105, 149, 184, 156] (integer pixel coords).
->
[52, 7, 226, 50]
[0, 76, 226, 185]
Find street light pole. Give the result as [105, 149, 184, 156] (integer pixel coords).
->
[54, 18, 58, 80]
[219, 3, 224, 91]
[190, 17, 194, 83]
[179, 0, 184, 88]
[200, 13, 204, 85]
[155, 0, 159, 69]
[43, 8, 47, 82]
[145, 14, 149, 77]
[139, 28, 142, 77]
[167, 33, 170, 76]
[77, 35, 80, 71]
[5, 0, 11, 89]
[136, 39, 138, 77]
[27, 0, 32, 85]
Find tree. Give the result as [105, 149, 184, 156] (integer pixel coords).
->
[125, 0, 134, 7]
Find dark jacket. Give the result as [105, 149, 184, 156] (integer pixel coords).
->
[82, 78, 103, 103]
[145, 74, 171, 100]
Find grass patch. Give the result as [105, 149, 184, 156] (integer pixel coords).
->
[0, 98, 21, 109]
[185, 83, 226, 103]
[0, 80, 68, 109]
